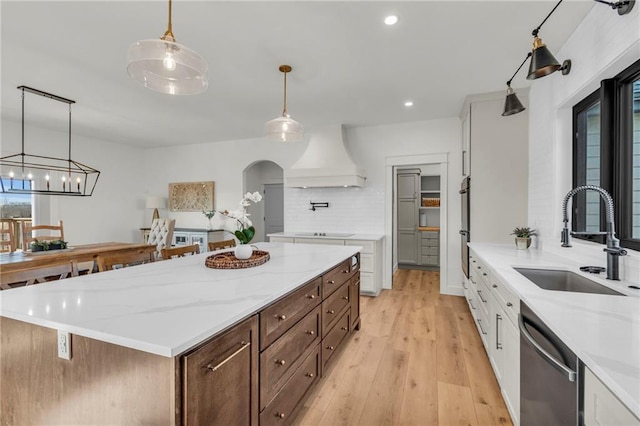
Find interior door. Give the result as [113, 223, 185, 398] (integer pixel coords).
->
[264, 184, 284, 241]
[397, 172, 419, 264]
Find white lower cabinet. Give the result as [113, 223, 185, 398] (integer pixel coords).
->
[467, 249, 519, 425]
[584, 367, 640, 426]
[268, 236, 383, 296]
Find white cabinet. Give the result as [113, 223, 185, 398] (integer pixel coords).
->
[172, 229, 224, 253]
[268, 236, 383, 296]
[461, 95, 528, 244]
[467, 249, 520, 425]
[584, 367, 640, 426]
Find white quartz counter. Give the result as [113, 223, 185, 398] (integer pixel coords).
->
[268, 232, 384, 241]
[469, 243, 640, 419]
[0, 243, 360, 358]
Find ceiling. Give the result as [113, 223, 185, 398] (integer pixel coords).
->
[1, 1, 594, 148]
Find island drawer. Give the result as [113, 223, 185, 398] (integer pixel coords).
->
[260, 277, 321, 350]
[260, 345, 320, 426]
[322, 282, 350, 336]
[322, 308, 351, 370]
[322, 259, 351, 297]
[260, 306, 321, 409]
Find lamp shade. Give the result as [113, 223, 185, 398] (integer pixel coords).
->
[127, 39, 208, 95]
[146, 195, 167, 209]
[265, 115, 304, 142]
[527, 37, 561, 80]
[502, 87, 526, 116]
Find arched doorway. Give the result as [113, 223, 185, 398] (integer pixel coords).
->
[243, 161, 284, 242]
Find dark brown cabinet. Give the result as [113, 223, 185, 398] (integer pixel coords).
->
[349, 272, 361, 331]
[181, 315, 259, 426]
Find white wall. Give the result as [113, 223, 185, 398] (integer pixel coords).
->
[528, 5, 640, 276]
[1, 120, 145, 244]
[142, 118, 462, 291]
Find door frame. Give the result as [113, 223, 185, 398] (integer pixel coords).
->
[385, 153, 448, 294]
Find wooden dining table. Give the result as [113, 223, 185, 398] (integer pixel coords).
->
[0, 242, 154, 273]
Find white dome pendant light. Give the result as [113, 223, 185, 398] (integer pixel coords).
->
[127, 0, 208, 95]
[265, 65, 303, 142]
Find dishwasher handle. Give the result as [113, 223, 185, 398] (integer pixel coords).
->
[518, 314, 577, 383]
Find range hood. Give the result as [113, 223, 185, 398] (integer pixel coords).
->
[285, 125, 366, 188]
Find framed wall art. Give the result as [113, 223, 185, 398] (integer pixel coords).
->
[168, 181, 215, 212]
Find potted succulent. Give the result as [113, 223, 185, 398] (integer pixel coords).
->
[511, 227, 536, 250]
[30, 239, 68, 252]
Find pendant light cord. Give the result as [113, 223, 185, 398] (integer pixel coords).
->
[162, 0, 175, 41]
[506, 52, 533, 86]
[282, 70, 288, 116]
[532, 0, 564, 37]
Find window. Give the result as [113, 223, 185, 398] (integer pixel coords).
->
[572, 59, 640, 250]
[0, 178, 32, 219]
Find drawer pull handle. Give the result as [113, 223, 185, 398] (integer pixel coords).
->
[477, 266, 481, 269]
[327, 310, 335, 314]
[342, 269, 349, 274]
[277, 314, 287, 321]
[482, 272, 487, 276]
[275, 412, 285, 419]
[306, 294, 316, 299]
[306, 330, 315, 335]
[205, 342, 250, 373]
[275, 359, 286, 366]
[341, 296, 349, 301]
[477, 290, 487, 303]
[341, 326, 348, 331]
[506, 302, 513, 307]
[328, 280, 335, 284]
[305, 373, 315, 378]
[327, 345, 334, 350]
[492, 284, 498, 288]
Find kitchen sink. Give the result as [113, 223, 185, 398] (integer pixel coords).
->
[294, 232, 354, 238]
[514, 268, 624, 296]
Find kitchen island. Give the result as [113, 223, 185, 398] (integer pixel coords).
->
[0, 242, 361, 425]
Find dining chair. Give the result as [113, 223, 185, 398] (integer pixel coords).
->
[96, 246, 156, 272]
[0, 260, 79, 290]
[208, 239, 236, 252]
[147, 218, 175, 259]
[161, 243, 200, 260]
[22, 220, 65, 251]
[0, 219, 17, 253]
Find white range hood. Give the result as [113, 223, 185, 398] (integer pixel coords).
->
[285, 124, 366, 188]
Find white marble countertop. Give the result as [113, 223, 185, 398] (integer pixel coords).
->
[0, 243, 360, 358]
[268, 231, 384, 241]
[469, 243, 640, 418]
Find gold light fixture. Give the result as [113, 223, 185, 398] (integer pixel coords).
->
[127, 0, 208, 95]
[265, 65, 304, 142]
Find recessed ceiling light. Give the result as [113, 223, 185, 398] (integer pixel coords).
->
[384, 15, 398, 26]
[404, 101, 414, 107]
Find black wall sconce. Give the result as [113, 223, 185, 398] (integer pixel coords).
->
[526, 0, 571, 80]
[502, 53, 531, 116]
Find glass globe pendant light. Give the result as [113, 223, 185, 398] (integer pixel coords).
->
[127, 0, 208, 95]
[265, 65, 304, 142]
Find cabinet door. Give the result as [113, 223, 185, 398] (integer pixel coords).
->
[189, 232, 207, 253]
[461, 106, 470, 176]
[173, 232, 189, 246]
[502, 316, 520, 424]
[349, 273, 360, 331]
[397, 173, 419, 265]
[182, 315, 258, 426]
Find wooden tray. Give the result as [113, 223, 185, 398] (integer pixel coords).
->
[205, 250, 270, 269]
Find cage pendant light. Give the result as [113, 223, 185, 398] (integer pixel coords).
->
[0, 86, 100, 197]
[127, 0, 208, 95]
[265, 65, 304, 142]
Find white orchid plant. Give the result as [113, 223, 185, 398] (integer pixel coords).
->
[211, 191, 263, 244]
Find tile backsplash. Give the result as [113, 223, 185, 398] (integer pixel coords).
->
[284, 185, 385, 234]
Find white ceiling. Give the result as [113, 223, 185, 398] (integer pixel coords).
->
[1, 1, 594, 148]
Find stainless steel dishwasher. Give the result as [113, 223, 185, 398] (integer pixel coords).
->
[520, 301, 582, 425]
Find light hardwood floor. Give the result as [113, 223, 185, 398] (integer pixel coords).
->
[294, 269, 513, 426]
